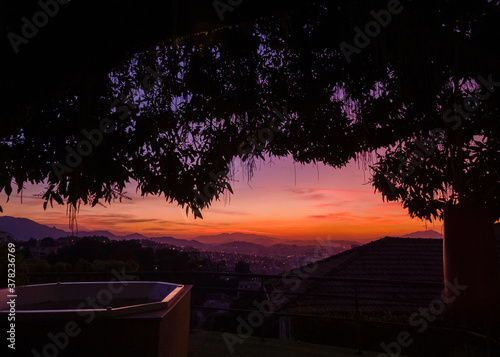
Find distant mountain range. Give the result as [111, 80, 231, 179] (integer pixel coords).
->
[0, 216, 354, 257]
[0, 216, 446, 254]
[146, 237, 341, 256]
[0, 216, 149, 241]
[0, 216, 358, 246]
[192, 233, 280, 247]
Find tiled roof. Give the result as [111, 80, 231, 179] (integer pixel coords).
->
[268, 237, 500, 316]
[325, 238, 444, 281]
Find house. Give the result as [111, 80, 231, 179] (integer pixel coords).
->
[267, 235, 500, 323]
[260, 235, 500, 354]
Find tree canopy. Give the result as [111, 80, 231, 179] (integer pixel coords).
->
[1, 0, 499, 221]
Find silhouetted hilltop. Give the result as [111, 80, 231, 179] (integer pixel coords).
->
[400, 230, 443, 239]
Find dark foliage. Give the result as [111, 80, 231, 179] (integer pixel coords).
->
[1, 0, 499, 221]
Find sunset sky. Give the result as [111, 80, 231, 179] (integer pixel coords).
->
[0, 155, 439, 242]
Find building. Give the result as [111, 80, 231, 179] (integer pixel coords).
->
[266, 235, 500, 342]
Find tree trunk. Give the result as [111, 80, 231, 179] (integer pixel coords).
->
[443, 202, 500, 319]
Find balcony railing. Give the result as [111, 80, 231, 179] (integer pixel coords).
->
[25, 271, 500, 356]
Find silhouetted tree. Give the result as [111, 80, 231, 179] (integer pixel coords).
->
[155, 247, 193, 271]
[235, 260, 251, 274]
[40, 237, 56, 247]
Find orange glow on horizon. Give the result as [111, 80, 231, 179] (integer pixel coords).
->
[0, 157, 437, 242]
